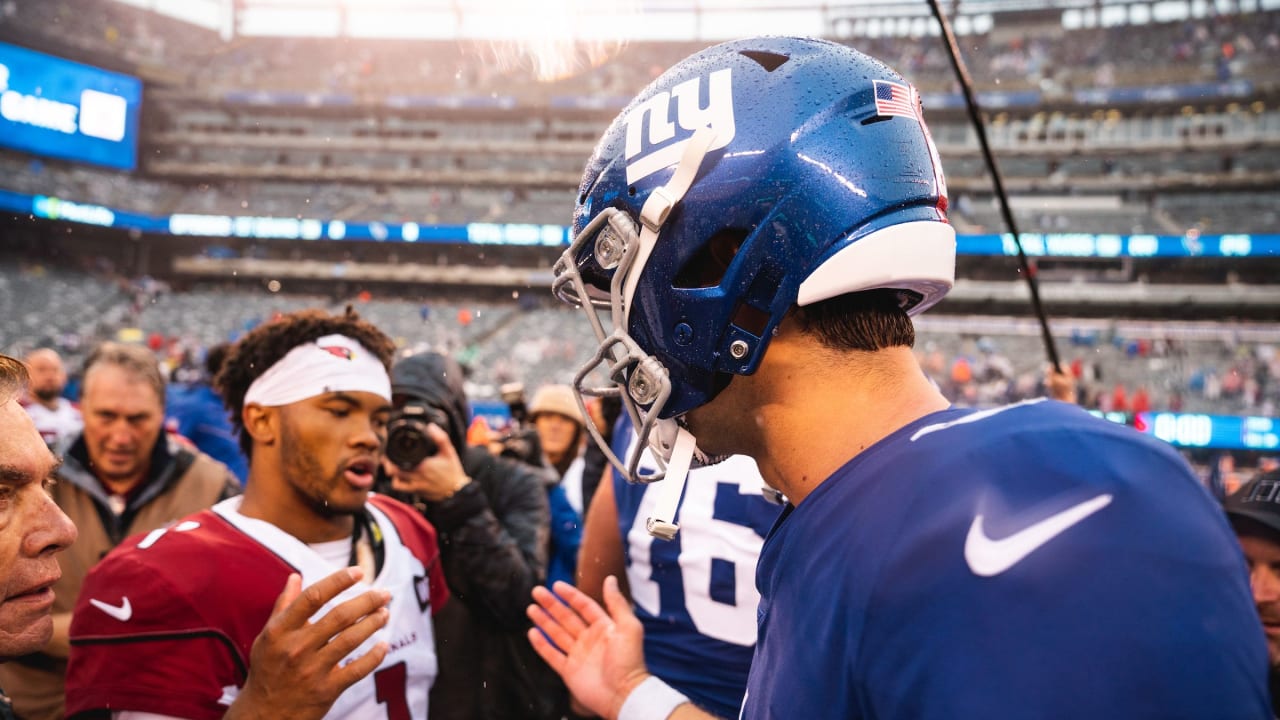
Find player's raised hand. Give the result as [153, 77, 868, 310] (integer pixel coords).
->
[226, 567, 392, 720]
[528, 576, 651, 720]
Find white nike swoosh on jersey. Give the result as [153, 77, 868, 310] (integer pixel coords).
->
[218, 684, 240, 707]
[964, 493, 1113, 577]
[89, 596, 133, 622]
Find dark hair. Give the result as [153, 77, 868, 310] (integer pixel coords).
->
[83, 342, 166, 403]
[791, 289, 916, 352]
[215, 308, 396, 458]
[204, 342, 231, 378]
[0, 353, 29, 404]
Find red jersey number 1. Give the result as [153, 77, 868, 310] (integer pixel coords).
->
[374, 661, 410, 720]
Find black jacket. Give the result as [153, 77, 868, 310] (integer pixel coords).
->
[384, 352, 565, 720]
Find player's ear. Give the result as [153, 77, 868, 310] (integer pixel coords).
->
[243, 403, 278, 448]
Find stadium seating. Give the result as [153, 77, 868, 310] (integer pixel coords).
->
[0, 1, 1276, 430]
[0, 262, 129, 359]
[10, 3, 1276, 98]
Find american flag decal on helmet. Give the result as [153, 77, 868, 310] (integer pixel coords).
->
[873, 79, 948, 211]
[873, 79, 920, 120]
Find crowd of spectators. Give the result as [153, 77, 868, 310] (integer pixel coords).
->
[845, 10, 1280, 95]
[5, 264, 1274, 422]
[917, 324, 1279, 418]
[2, 260, 1276, 516]
[0, 0, 222, 77]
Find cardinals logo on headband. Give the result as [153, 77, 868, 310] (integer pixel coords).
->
[320, 345, 355, 361]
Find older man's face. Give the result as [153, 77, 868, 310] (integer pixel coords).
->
[0, 396, 77, 658]
[80, 364, 164, 487]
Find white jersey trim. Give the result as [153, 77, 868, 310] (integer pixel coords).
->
[910, 398, 1047, 443]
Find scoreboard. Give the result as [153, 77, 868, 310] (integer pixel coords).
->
[0, 42, 142, 170]
[1092, 411, 1280, 451]
[1136, 413, 1279, 451]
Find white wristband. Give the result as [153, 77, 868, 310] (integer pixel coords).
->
[617, 676, 690, 720]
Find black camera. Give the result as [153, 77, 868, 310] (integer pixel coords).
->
[500, 381, 529, 424]
[496, 426, 542, 467]
[493, 382, 542, 466]
[386, 403, 448, 470]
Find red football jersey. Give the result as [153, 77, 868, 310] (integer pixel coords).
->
[66, 494, 447, 720]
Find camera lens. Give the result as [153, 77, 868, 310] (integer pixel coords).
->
[386, 409, 438, 470]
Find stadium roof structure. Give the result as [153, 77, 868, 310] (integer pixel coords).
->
[114, 0, 1278, 42]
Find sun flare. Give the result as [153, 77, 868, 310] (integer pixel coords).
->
[462, 0, 641, 82]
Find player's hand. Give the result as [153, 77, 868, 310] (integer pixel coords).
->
[227, 567, 392, 720]
[382, 423, 471, 502]
[528, 577, 651, 720]
[1046, 364, 1077, 403]
[569, 696, 598, 718]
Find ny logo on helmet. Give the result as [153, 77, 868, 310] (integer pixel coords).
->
[624, 68, 736, 185]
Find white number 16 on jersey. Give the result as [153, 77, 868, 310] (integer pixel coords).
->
[626, 454, 770, 647]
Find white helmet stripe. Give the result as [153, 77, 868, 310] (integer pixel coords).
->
[622, 124, 720, 331]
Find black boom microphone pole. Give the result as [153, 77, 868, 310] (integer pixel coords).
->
[924, 0, 1062, 372]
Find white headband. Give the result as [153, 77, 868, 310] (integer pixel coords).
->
[244, 334, 391, 407]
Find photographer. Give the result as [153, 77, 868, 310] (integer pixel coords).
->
[490, 381, 542, 467]
[378, 351, 566, 720]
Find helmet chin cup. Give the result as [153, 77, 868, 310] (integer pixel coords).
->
[646, 518, 680, 541]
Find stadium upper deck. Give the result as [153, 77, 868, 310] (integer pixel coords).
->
[3, 0, 1277, 100]
[0, 0, 1275, 321]
[0, 2, 1275, 225]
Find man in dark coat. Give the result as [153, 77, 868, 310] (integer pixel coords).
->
[379, 351, 566, 720]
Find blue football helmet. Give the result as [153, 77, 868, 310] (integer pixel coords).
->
[553, 36, 955, 487]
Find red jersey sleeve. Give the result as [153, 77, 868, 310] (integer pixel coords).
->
[66, 511, 290, 719]
[66, 553, 245, 719]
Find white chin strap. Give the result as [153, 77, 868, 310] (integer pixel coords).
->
[644, 420, 697, 540]
[620, 125, 719, 540]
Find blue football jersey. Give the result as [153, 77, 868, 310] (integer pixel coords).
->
[743, 399, 1270, 719]
[611, 414, 781, 719]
